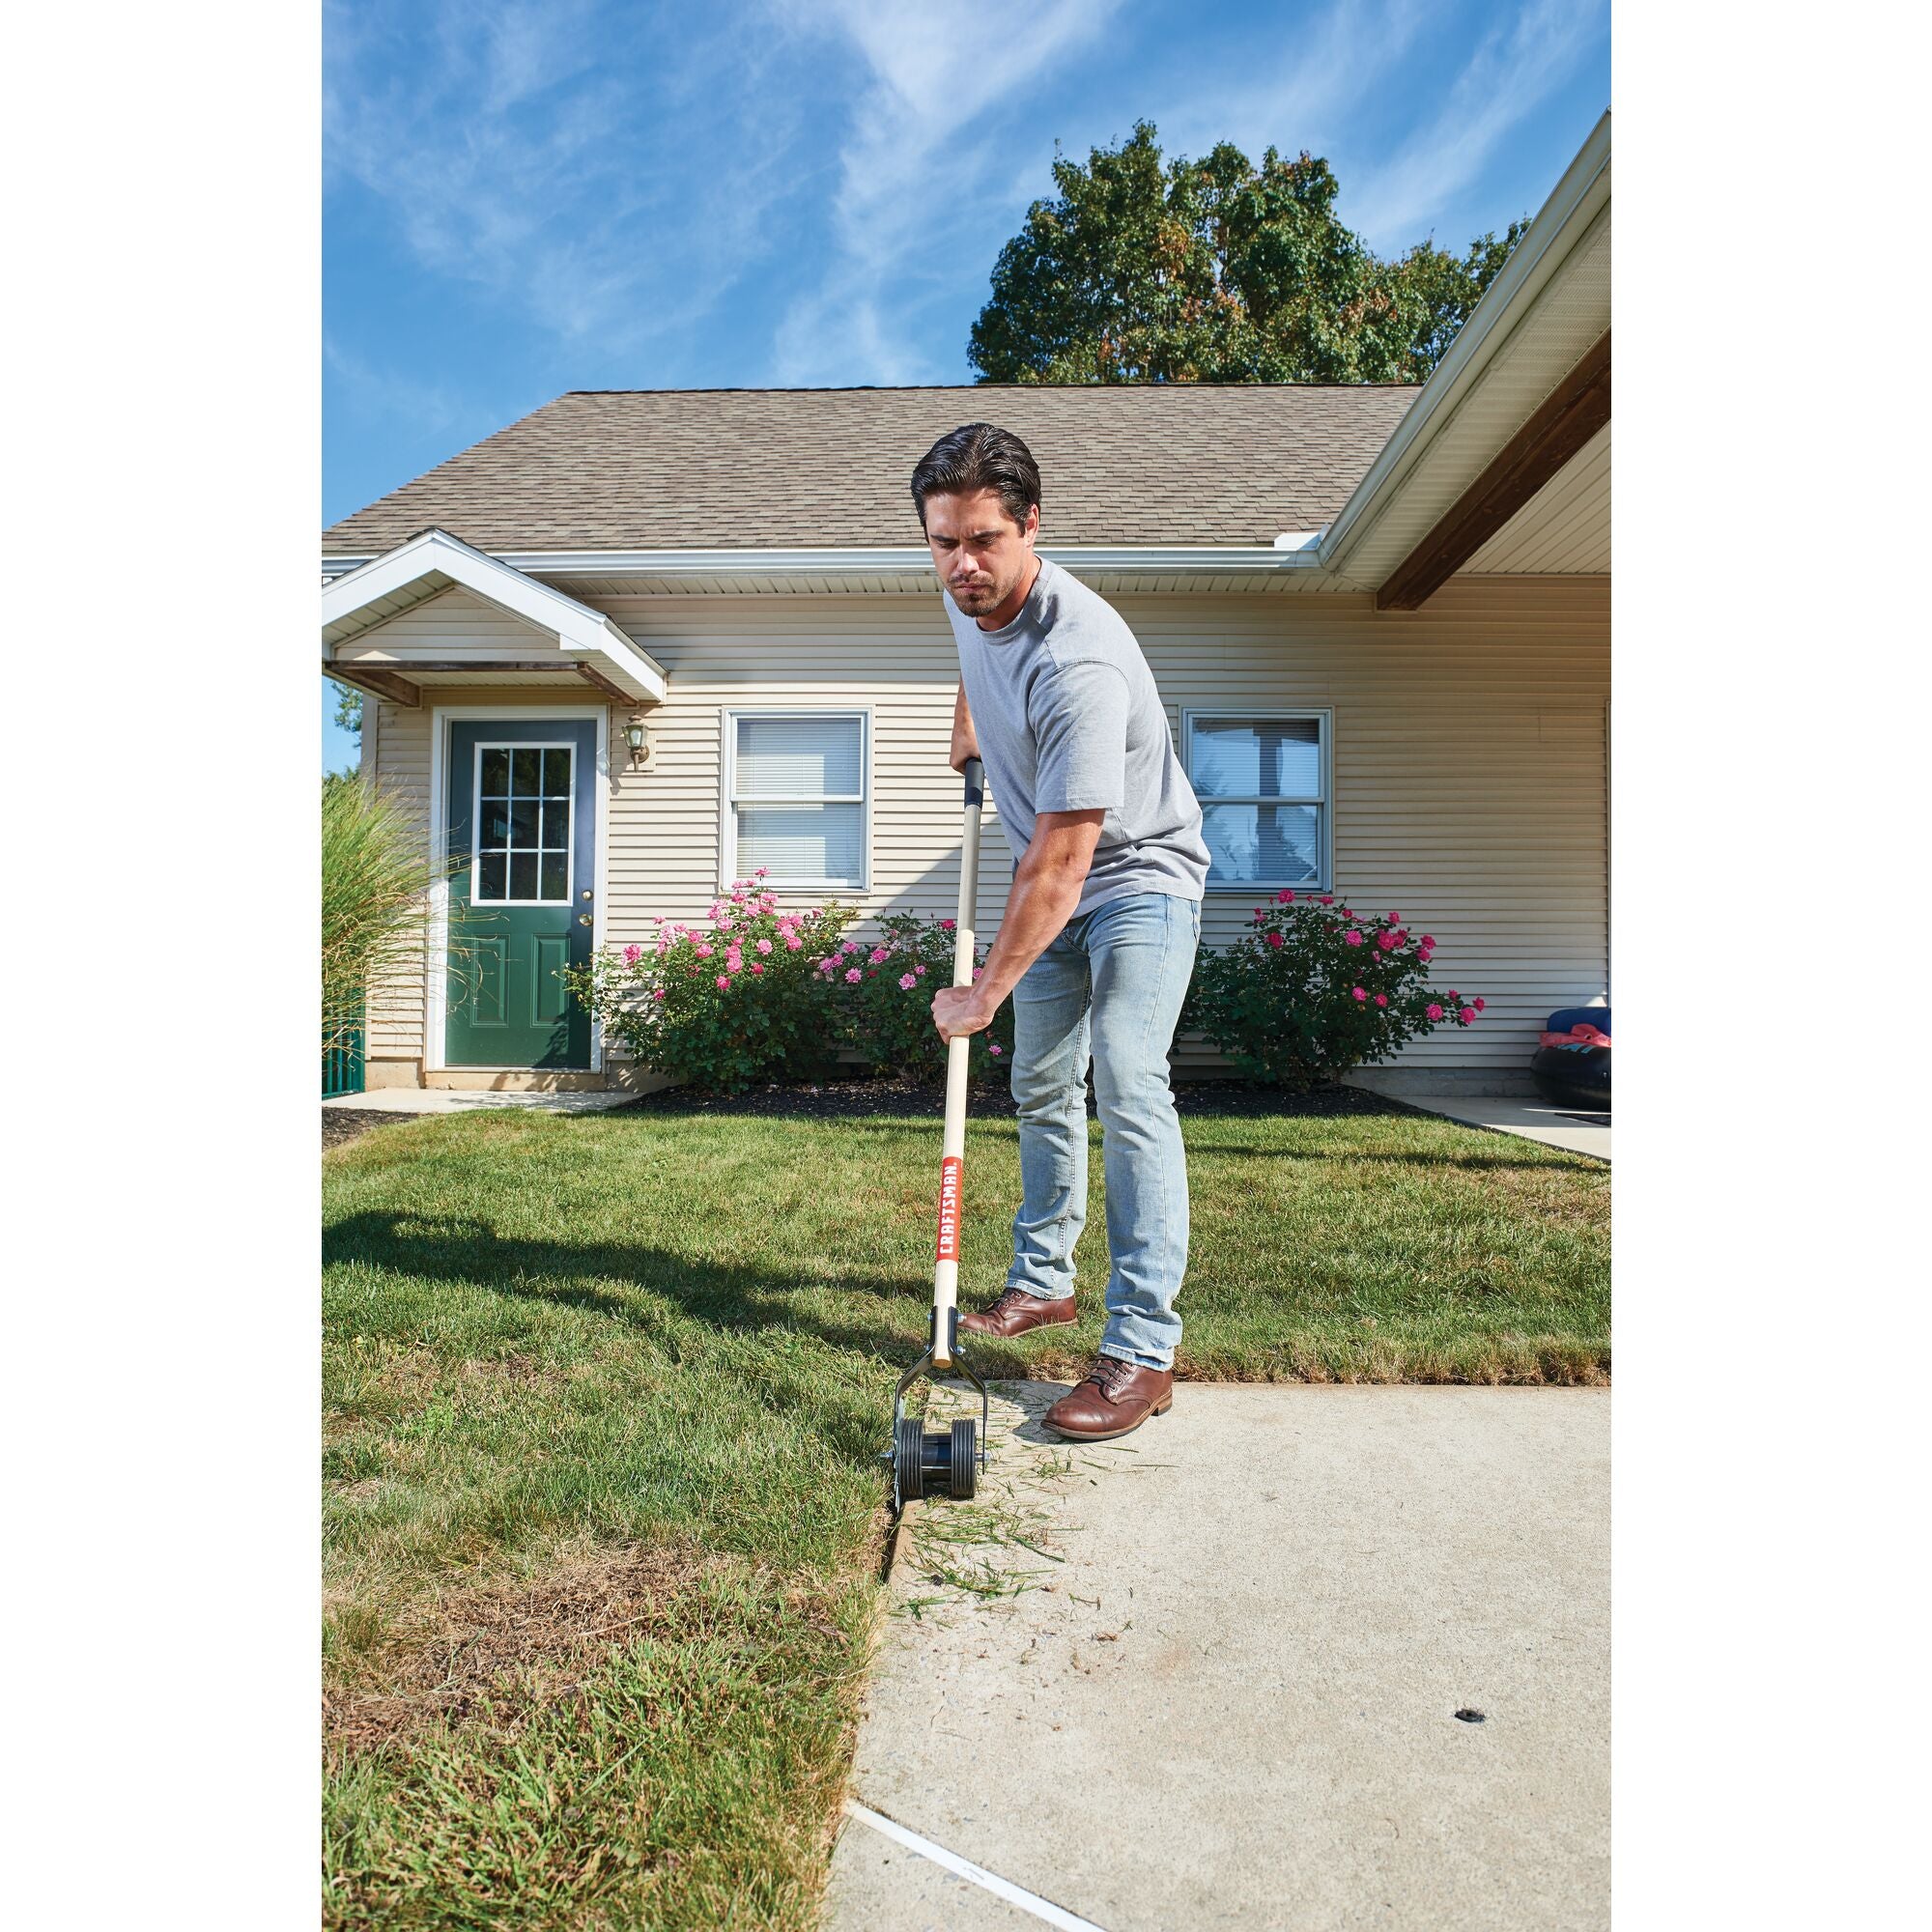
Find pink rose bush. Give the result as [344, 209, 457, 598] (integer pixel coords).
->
[833, 908, 1014, 1081]
[563, 871, 857, 1093]
[569, 891, 1014, 1092]
[1180, 896, 1484, 1092]
[575, 875, 1478, 1097]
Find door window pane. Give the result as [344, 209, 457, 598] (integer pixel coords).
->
[474, 743, 573, 903]
[543, 749, 573, 798]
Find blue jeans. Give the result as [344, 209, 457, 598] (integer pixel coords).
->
[1005, 891, 1201, 1371]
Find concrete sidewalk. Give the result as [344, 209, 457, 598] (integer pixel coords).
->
[1373, 1086, 1610, 1161]
[321, 1089, 635, 1115]
[827, 1381, 1608, 1932]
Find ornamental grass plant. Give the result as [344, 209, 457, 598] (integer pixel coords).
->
[1181, 890, 1487, 1092]
[321, 772, 448, 1053]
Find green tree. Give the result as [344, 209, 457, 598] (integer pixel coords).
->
[1393, 224, 1532, 371]
[329, 677, 362, 739]
[969, 121, 1527, 385]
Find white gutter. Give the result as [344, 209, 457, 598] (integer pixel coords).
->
[1317, 108, 1611, 577]
[318, 543, 1327, 583]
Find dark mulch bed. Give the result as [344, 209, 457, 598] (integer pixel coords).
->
[323, 1079, 1416, 1145]
[323, 1108, 407, 1151]
[616, 1073, 1415, 1122]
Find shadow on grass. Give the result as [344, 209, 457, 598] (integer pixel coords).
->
[326, 1208, 952, 1377]
[324, 1208, 1076, 1476]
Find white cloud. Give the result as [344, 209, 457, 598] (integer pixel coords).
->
[1156, 0, 1430, 168]
[1343, 0, 1608, 248]
[325, 0, 813, 354]
[766, 0, 1122, 384]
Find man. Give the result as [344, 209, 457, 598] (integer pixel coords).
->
[913, 422, 1211, 1444]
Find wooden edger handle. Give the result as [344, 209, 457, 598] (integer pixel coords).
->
[931, 756, 983, 1367]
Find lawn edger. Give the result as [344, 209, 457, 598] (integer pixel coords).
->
[882, 755, 991, 1511]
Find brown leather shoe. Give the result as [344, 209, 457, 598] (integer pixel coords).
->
[958, 1287, 1078, 1340]
[1042, 1356, 1174, 1441]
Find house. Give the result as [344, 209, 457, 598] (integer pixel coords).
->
[322, 114, 1609, 1098]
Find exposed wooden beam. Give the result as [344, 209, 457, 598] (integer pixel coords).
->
[324, 659, 653, 706]
[570, 660, 643, 706]
[336, 659, 576, 675]
[324, 662, 421, 708]
[1376, 329, 1610, 611]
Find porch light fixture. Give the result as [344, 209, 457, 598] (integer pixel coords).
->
[625, 713, 653, 770]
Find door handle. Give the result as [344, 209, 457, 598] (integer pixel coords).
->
[578, 914, 593, 927]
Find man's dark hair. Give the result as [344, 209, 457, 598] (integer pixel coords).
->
[909, 422, 1041, 533]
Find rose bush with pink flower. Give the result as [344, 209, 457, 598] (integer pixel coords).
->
[1180, 897, 1484, 1091]
[835, 908, 1013, 1080]
[563, 873, 856, 1093]
[575, 876, 1477, 1097]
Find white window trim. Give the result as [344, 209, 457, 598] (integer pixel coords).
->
[469, 739, 578, 907]
[426, 704, 609, 1074]
[719, 707, 872, 895]
[1180, 706, 1333, 892]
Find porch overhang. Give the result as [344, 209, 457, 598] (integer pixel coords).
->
[320, 526, 668, 706]
[1319, 109, 1612, 607]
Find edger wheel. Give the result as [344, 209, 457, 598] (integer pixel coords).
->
[948, 1418, 978, 1499]
[895, 1417, 925, 1504]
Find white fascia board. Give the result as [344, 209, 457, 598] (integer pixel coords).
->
[1317, 108, 1611, 576]
[322, 543, 1326, 582]
[320, 526, 668, 703]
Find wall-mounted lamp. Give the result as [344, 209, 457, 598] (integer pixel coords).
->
[625, 713, 654, 771]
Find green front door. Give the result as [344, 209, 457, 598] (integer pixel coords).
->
[444, 719, 595, 1068]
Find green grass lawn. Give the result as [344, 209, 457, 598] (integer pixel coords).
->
[322, 1095, 1607, 1929]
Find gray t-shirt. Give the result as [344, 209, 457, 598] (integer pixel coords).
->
[943, 554, 1210, 918]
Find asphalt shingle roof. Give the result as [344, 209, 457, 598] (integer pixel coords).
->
[322, 384, 1422, 555]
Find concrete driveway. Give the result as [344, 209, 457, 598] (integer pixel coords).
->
[827, 1380, 1608, 1932]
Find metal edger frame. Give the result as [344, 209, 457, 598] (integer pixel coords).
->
[883, 755, 992, 1511]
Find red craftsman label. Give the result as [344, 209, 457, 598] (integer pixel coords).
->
[934, 1154, 962, 1263]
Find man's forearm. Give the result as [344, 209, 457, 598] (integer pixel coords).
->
[976, 850, 1086, 1008]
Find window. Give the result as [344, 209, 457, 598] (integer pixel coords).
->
[1182, 711, 1329, 889]
[724, 711, 868, 890]
[473, 743, 573, 903]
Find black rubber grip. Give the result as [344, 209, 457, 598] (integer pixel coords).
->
[962, 756, 983, 808]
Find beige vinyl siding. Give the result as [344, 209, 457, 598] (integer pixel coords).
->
[363, 695, 432, 1061]
[334, 585, 557, 665]
[360, 576, 1607, 1076]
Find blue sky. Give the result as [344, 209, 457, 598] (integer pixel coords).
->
[322, 0, 1608, 769]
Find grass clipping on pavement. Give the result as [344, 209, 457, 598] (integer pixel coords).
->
[323, 1095, 1607, 1928]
